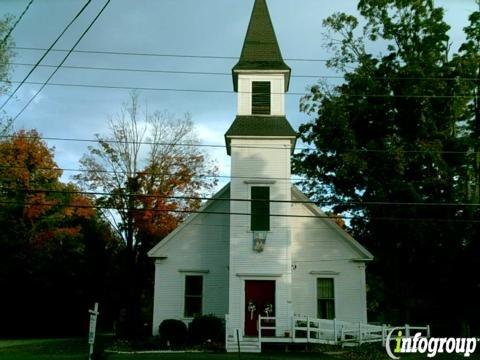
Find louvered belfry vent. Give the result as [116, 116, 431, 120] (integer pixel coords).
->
[252, 81, 271, 115]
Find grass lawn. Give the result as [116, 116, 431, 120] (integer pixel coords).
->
[1, 338, 480, 360]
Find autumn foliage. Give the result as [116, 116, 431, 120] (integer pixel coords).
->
[0, 129, 95, 244]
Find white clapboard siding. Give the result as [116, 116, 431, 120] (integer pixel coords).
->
[151, 187, 230, 335]
[228, 137, 293, 336]
[290, 188, 369, 323]
[237, 73, 285, 116]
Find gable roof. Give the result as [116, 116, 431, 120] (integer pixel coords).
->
[148, 183, 373, 262]
[148, 183, 230, 258]
[232, 0, 291, 91]
[224, 115, 298, 155]
[291, 186, 374, 261]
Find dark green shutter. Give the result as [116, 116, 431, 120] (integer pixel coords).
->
[252, 81, 271, 115]
[251, 186, 270, 231]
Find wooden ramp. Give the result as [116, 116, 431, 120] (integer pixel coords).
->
[225, 315, 430, 352]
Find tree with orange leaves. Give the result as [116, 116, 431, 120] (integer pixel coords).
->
[0, 129, 119, 336]
[75, 93, 218, 335]
[0, 129, 95, 244]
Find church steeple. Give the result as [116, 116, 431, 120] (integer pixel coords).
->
[225, 0, 297, 155]
[232, 0, 291, 92]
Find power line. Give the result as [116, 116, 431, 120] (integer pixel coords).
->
[3, 79, 477, 100]
[10, 46, 480, 69]
[10, 46, 330, 62]
[0, 198, 478, 224]
[0, 164, 452, 187]
[0, 133, 476, 155]
[1, 185, 480, 208]
[0, 0, 35, 47]
[8, 62, 480, 82]
[0, 0, 93, 111]
[0, 164, 306, 182]
[11, 0, 111, 122]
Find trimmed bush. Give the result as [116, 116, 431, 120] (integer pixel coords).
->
[188, 314, 225, 345]
[159, 319, 187, 348]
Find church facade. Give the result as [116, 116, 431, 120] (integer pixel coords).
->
[148, 0, 373, 351]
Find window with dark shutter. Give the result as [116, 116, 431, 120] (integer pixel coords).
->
[184, 275, 203, 317]
[317, 278, 335, 319]
[251, 186, 270, 231]
[251, 81, 271, 115]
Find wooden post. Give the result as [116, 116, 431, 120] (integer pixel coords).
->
[88, 302, 99, 360]
[358, 322, 362, 345]
[382, 324, 386, 347]
[291, 316, 295, 340]
[258, 316, 262, 343]
[308, 317, 312, 342]
[236, 329, 241, 358]
[333, 318, 337, 344]
[405, 324, 410, 338]
[225, 315, 229, 349]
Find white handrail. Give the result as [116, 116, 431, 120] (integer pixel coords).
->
[255, 315, 429, 348]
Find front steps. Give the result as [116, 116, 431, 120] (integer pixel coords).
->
[226, 336, 261, 353]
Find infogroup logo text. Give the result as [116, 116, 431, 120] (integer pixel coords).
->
[385, 328, 478, 359]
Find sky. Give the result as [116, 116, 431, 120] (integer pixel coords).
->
[0, 0, 478, 191]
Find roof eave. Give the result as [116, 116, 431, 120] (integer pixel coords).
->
[225, 134, 297, 155]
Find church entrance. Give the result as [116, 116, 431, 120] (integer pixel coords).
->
[244, 280, 275, 336]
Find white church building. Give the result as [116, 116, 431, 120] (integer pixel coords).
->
[149, 0, 373, 351]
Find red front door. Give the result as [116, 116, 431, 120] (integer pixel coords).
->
[244, 280, 275, 336]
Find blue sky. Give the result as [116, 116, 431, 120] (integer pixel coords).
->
[0, 0, 478, 190]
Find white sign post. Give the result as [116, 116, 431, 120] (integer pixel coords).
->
[88, 302, 99, 360]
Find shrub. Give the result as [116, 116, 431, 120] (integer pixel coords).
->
[159, 319, 188, 348]
[188, 314, 224, 345]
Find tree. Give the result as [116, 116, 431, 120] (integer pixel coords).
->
[75, 93, 218, 335]
[0, 15, 14, 134]
[293, 0, 479, 334]
[454, 3, 480, 336]
[0, 129, 118, 336]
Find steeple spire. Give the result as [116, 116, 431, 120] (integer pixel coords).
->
[232, 0, 291, 91]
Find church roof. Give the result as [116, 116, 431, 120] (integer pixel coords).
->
[224, 115, 297, 155]
[232, 0, 291, 91]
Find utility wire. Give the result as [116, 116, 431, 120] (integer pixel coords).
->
[10, 46, 330, 62]
[3, 79, 477, 100]
[0, 133, 476, 155]
[0, 0, 35, 47]
[7, 62, 480, 82]
[1, 198, 479, 224]
[0, 164, 451, 187]
[0, 0, 93, 111]
[11, 46, 480, 67]
[0, 164, 306, 182]
[0, 163, 449, 185]
[1, 186, 480, 208]
[11, 0, 111, 122]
